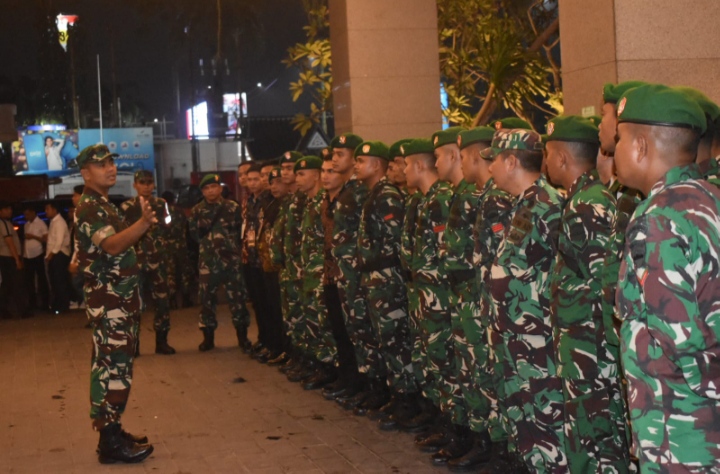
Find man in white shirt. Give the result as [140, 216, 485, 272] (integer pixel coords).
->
[45, 201, 72, 313]
[0, 201, 29, 318]
[23, 206, 49, 312]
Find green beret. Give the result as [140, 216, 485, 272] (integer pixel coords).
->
[400, 138, 435, 157]
[675, 86, 720, 123]
[330, 133, 363, 150]
[492, 117, 532, 131]
[458, 127, 495, 150]
[617, 83, 707, 134]
[279, 151, 303, 164]
[134, 169, 153, 181]
[432, 126, 464, 149]
[320, 147, 333, 160]
[545, 115, 599, 144]
[389, 139, 413, 159]
[354, 141, 390, 161]
[480, 129, 544, 160]
[76, 144, 118, 168]
[587, 115, 602, 127]
[200, 173, 221, 188]
[294, 155, 323, 173]
[268, 167, 282, 183]
[602, 81, 648, 104]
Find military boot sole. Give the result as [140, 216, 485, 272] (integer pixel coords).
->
[98, 444, 154, 464]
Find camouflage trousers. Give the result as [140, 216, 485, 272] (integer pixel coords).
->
[302, 275, 337, 364]
[90, 312, 140, 431]
[499, 332, 567, 473]
[449, 278, 493, 431]
[281, 278, 304, 351]
[416, 282, 457, 412]
[406, 281, 429, 398]
[197, 262, 250, 330]
[337, 275, 385, 380]
[562, 378, 633, 473]
[487, 326, 509, 443]
[361, 268, 417, 394]
[139, 260, 170, 332]
[166, 248, 192, 303]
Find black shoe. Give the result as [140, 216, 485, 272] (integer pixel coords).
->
[286, 361, 316, 383]
[121, 427, 149, 445]
[303, 367, 337, 390]
[322, 380, 355, 400]
[199, 328, 215, 352]
[378, 394, 422, 431]
[251, 341, 264, 353]
[253, 347, 272, 363]
[401, 400, 439, 433]
[367, 394, 399, 421]
[154, 330, 176, 355]
[97, 423, 154, 464]
[267, 352, 290, 366]
[236, 327, 251, 353]
[416, 426, 452, 454]
[337, 388, 370, 410]
[279, 357, 301, 373]
[431, 425, 473, 466]
[477, 449, 530, 474]
[353, 386, 390, 416]
[448, 430, 492, 472]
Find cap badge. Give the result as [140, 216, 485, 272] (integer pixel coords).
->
[433, 136, 439, 145]
[457, 136, 462, 146]
[547, 122, 555, 135]
[301, 161, 307, 168]
[284, 152, 291, 160]
[339, 136, 347, 144]
[617, 97, 627, 116]
[400, 145, 405, 155]
[362, 144, 370, 153]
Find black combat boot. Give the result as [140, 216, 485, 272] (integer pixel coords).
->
[401, 396, 439, 433]
[267, 351, 290, 367]
[476, 441, 531, 474]
[303, 363, 337, 390]
[448, 429, 492, 472]
[431, 424, 474, 465]
[367, 392, 399, 421]
[287, 358, 316, 382]
[353, 381, 390, 416]
[97, 423, 154, 464]
[154, 330, 176, 355]
[235, 326, 252, 353]
[378, 392, 422, 431]
[134, 333, 140, 357]
[415, 416, 452, 453]
[198, 328, 215, 352]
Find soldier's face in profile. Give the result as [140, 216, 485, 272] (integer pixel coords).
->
[460, 148, 477, 182]
[544, 141, 564, 187]
[295, 169, 319, 194]
[332, 148, 354, 174]
[354, 155, 374, 182]
[488, 152, 511, 192]
[260, 166, 273, 189]
[281, 163, 296, 185]
[202, 183, 222, 203]
[404, 156, 420, 189]
[393, 157, 407, 185]
[238, 164, 251, 188]
[321, 161, 343, 192]
[434, 144, 457, 182]
[599, 103, 618, 154]
[81, 157, 117, 191]
[614, 123, 640, 189]
[269, 178, 289, 199]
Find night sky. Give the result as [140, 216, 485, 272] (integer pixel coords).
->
[0, 0, 310, 124]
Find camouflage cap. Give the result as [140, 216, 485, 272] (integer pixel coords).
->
[400, 138, 434, 157]
[432, 126, 464, 149]
[617, 83, 707, 134]
[199, 173, 221, 188]
[389, 139, 413, 160]
[133, 169, 153, 181]
[493, 117, 532, 131]
[675, 86, 720, 123]
[457, 126, 495, 150]
[545, 115, 599, 144]
[280, 151, 303, 164]
[330, 133, 363, 150]
[480, 129, 544, 160]
[354, 140, 390, 161]
[602, 81, 648, 104]
[268, 166, 283, 183]
[76, 144, 118, 168]
[294, 155, 323, 173]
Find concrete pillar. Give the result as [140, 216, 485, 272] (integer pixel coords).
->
[560, 0, 720, 116]
[328, 0, 442, 143]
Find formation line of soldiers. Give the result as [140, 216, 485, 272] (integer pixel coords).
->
[188, 82, 720, 474]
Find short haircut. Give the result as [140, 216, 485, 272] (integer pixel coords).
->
[238, 162, 251, 170]
[409, 152, 437, 168]
[652, 126, 701, 158]
[73, 184, 84, 194]
[501, 149, 543, 173]
[23, 204, 36, 213]
[46, 202, 60, 212]
[564, 141, 600, 166]
[247, 163, 263, 174]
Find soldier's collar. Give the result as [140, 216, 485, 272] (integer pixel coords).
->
[647, 163, 702, 199]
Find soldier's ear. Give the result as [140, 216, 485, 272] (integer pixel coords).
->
[635, 133, 648, 164]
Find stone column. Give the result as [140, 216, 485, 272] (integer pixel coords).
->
[328, 0, 442, 143]
[559, 0, 720, 116]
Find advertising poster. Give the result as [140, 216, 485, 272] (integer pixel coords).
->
[16, 127, 80, 178]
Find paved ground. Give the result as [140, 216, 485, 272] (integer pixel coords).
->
[0, 304, 445, 474]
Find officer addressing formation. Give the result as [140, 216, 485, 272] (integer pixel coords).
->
[70, 78, 720, 472]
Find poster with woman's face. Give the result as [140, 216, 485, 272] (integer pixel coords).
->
[17, 129, 79, 175]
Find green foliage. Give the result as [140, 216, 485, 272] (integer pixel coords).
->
[282, 0, 332, 137]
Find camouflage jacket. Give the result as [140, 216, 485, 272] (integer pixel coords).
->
[270, 194, 292, 278]
[242, 189, 272, 267]
[699, 154, 720, 187]
[188, 197, 242, 268]
[283, 191, 307, 281]
[120, 195, 168, 264]
[165, 203, 188, 253]
[357, 177, 404, 272]
[300, 192, 325, 283]
[258, 196, 282, 273]
[617, 164, 720, 470]
[472, 179, 516, 285]
[331, 177, 368, 282]
[321, 190, 339, 285]
[440, 179, 479, 281]
[413, 179, 453, 286]
[76, 188, 140, 318]
[399, 191, 424, 276]
[489, 175, 564, 337]
[549, 170, 615, 379]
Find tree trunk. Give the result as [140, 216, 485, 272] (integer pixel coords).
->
[472, 83, 498, 127]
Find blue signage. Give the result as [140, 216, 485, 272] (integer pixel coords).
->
[78, 127, 155, 173]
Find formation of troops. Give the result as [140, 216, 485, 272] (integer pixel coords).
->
[72, 80, 720, 472]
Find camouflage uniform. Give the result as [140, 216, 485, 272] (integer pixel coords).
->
[332, 177, 384, 379]
[473, 180, 516, 441]
[76, 188, 141, 431]
[300, 192, 337, 363]
[164, 203, 192, 305]
[549, 170, 631, 473]
[413, 179, 454, 408]
[357, 177, 415, 393]
[617, 164, 720, 473]
[488, 175, 567, 472]
[283, 191, 308, 352]
[269, 194, 292, 346]
[700, 155, 720, 187]
[188, 197, 249, 330]
[121, 196, 171, 332]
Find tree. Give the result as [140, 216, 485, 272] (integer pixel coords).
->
[282, 0, 332, 137]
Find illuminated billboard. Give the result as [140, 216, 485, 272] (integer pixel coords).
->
[223, 93, 247, 136]
[186, 101, 209, 139]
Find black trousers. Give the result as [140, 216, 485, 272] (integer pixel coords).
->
[0, 256, 28, 318]
[261, 271, 286, 355]
[323, 283, 360, 385]
[243, 265, 269, 345]
[48, 252, 71, 313]
[24, 254, 49, 310]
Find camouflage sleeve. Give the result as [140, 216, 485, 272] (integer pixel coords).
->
[270, 207, 287, 268]
[415, 190, 451, 285]
[188, 205, 200, 242]
[231, 201, 243, 249]
[374, 187, 404, 261]
[562, 199, 613, 282]
[77, 201, 116, 248]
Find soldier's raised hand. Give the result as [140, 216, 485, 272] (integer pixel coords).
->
[139, 196, 158, 226]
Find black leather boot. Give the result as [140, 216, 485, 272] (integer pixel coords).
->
[287, 359, 316, 382]
[353, 381, 390, 416]
[476, 441, 531, 474]
[448, 430, 492, 472]
[267, 352, 290, 366]
[378, 393, 422, 431]
[401, 397, 439, 433]
[236, 327, 252, 353]
[154, 330, 176, 355]
[367, 393, 399, 421]
[415, 416, 452, 453]
[303, 364, 337, 390]
[198, 328, 215, 352]
[97, 423, 154, 464]
[134, 334, 140, 357]
[431, 424, 474, 465]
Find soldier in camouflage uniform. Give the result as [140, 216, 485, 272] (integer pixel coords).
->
[160, 191, 192, 309]
[354, 140, 417, 419]
[189, 173, 250, 351]
[121, 170, 175, 355]
[615, 84, 720, 473]
[545, 116, 631, 473]
[485, 129, 566, 473]
[75, 144, 154, 464]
